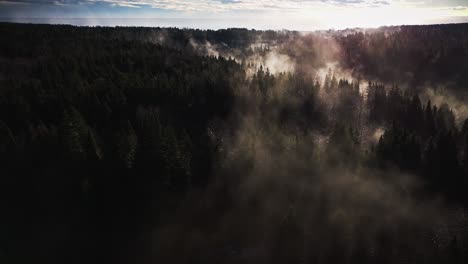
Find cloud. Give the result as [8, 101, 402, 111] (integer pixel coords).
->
[0, 0, 416, 12]
[0, 0, 28, 4]
[1, 0, 467, 30]
[0, 0, 462, 13]
[452, 6, 466, 10]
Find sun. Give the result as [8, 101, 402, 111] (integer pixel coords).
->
[296, 2, 461, 30]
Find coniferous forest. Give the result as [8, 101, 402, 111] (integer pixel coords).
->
[1, 22, 468, 263]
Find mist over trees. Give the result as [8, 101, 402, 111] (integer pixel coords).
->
[1, 22, 468, 264]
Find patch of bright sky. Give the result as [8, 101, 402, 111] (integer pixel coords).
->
[0, 0, 467, 30]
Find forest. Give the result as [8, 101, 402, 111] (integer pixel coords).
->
[1, 22, 468, 263]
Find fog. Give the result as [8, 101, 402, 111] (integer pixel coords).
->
[139, 28, 468, 263]
[1, 23, 468, 264]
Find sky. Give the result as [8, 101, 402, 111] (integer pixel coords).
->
[0, 0, 468, 30]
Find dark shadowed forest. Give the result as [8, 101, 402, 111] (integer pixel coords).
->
[1, 22, 468, 264]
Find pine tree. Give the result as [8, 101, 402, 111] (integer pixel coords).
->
[0, 120, 15, 156]
[59, 107, 88, 160]
[115, 121, 138, 169]
[424, 100, 436, 137]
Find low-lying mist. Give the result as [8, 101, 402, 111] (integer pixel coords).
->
[119, 25, 468, 262]
[144, 55, 468, 263]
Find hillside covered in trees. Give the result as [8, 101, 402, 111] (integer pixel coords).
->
[1, 22, 468, 264]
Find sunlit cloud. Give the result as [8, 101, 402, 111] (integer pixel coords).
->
[0, 0, 467, 29]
